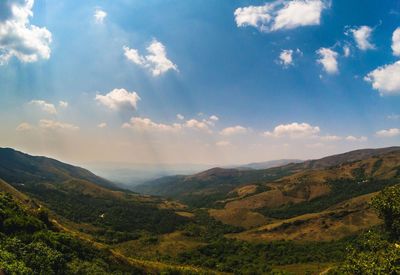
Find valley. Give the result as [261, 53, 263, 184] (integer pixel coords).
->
[0, 146, 399, 274]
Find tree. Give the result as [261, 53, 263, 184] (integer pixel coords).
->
[372, 184, 400, 240]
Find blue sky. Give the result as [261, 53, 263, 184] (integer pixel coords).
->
[0, 0, 399, 165]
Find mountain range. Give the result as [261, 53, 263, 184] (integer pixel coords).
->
[0, 146, 399, 274]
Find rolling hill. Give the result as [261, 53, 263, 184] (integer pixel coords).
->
[0, 148, 190, 244]
[133, 146, 400, 208]
[0, 146, 399, 274]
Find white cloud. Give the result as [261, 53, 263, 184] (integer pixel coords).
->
[264, 122, 320, 138]
[209, 115, 219, 121]
[392, 27, 400, 56]
[177, 114, 184, 120]
[376, 128, 400, 138]
[16, 122, 33, 131]
[97, 122, 107, 128]
[234, 0, 327, 32]
[220, 125, 248, 136]
[123, 46, 145, 65]
[0, 0, 52, 64]
[348, 26, 375, 51]
[343, 45, 350, 57]
[124, 40, 178, 76]
[59, 101, 68, 108]
[364, 61, 400, 95]
[345, 135, 367, 142]
[122, 117, 215, 133]
[184, 119, 211, 132]
[316, 48, 338, 74]
[95, 88, 140, 110]
[122, 117, 181, 132]
[279, 49, 293, 67]
[39, 119, 79, 131]
[94, 9, 107, 24]
[29, 100, 57, 114]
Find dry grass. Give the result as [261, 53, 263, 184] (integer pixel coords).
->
[114, 231, 205, 259]
[228, 193, 381, 242]
[209, 208, 270, 229]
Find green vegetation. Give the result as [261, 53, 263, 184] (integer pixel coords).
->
[333, 184, 400, 274]
[19, 183, 189, 244]
[134, 166, 297, 208]
[0, 192, 144, 274]
[259, 178, 398, 219]
[176, 238, 351, 273]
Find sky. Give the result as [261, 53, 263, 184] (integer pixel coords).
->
[0, 0, 399, 166]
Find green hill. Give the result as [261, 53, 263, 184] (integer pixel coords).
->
[133, 147, 400, 208]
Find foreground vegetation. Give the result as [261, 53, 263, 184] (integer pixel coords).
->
[0, 192, 144, 274]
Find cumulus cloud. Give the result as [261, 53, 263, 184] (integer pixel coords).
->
[39, 119, 79, 131]
[376, 128, 400, 138]
[176, 114, 184, 120]
[124, 40, 178, 76]
[364, 61, 400, 95]
[29, 100, 57, 114]
[0, 0, 52, 64]
[343, 45, 350, 57]
[316, 48, 338, 74]
[122, 117, 182, 132]
[97, 122, 107, 128]
[184, 119, 212, 132]
[94, 9, 107, 24]
[234, 0, 328, 32]
[220, 125, 248, 136]
[16, 122, 33, 131]
[392, 27, 400, 56]
[209, 115, 219, 121]
[122, 117, 215, 133]
[59, 101, 68, 108]
[264, 122, 320, 138]
[279, 49, 293, 67]
[95, 88, 140, 110]
[348, 26, 375, 51]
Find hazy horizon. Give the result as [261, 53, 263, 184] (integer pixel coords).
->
[1, 0, 399, 166]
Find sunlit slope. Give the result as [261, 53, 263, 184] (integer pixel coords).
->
[134, 147, 400, 208]
[208, 149, 399, 235]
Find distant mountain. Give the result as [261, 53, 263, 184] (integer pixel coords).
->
[237, 159, 302, 170]
[0, 147, 117, 190]
[293, 146, 400, 170]
[133, 147, 400, 208]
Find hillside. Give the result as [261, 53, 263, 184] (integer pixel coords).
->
[208, 149, 400, 233]
[133, 147, 400, 208]
[237, 159, 302, 170]
[0, 148, 190, 244]
[0, 146, 399, 274]
[0, 148, 117, 190]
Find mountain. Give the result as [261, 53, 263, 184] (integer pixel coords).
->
[0, 146, 399, 274]
[237, 159, 302, 170]
[133, 165, 299, 207]
[134, 147, 400, 208]
[0, 148, 190, 244]
[0, 147, 117, 190]
[208, 148, 400, 232]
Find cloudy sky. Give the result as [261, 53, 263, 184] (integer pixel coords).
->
[0, 0, 399, 166]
